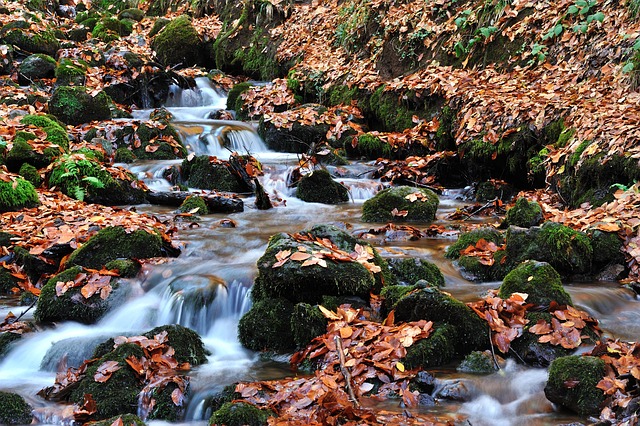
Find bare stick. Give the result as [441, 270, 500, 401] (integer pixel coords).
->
[334, 335, 360, 407]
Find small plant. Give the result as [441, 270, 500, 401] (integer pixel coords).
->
[623, 38, 640, 90]
[49, 154, 110, 201]
[527, 43, 548, 65]
[542, 0, 604, 40]
[455, 9, 472, 29]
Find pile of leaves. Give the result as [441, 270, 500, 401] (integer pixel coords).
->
[272, 232, 381, 273]
[588, 339, 640, 424]
[265, 103, 364, 141]
[232, 305, 456, 425]
[0, 310, 32, 335]
[54, 267, 121, 301]
[240, 79, 297, 118]
[372, 153, 456, 187]
[455, 238, 504, 266]
[467, 290, 600, 354]
[39, 330, 191, 421]
[357, 223, 458, 242]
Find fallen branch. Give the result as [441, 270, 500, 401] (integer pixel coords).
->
[334, 335, 360, 407]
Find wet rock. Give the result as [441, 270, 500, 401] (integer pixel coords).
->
[54, 58, 86, 86]
[179, 195, 209, 215]
[296, 169, 349, 204]
[48, 86, 112, 125]
[0, 391, 33, 425]
[457, 350, 501, 373]
[475, 180, 515, 202]
[388, 257, 444, 287]
[65, 226, 168, 270]
[238, 297, 296, 352]
[445, 226, 505, 259]
[6, 130, 64, 172]
[0, 176, 39, 212]
[362, 186, 439, 223]
[258, 104, 331, 153]
[226, 82, 252, 112]
[501, 197, 543, 228]
[181, 155, 248, 193]
[499, 261, 572, 307]
[589, 229, 624, 271]
[290, 303, 328, 349]
[435, 379, 475, 401]
[394, 287, 488, 354]
[250, 224, 394, 305]
[544, 355, 605, 415]
[403, 323, 457, 368]
[34, 266, 120, 324]
[2, 27, 60, 56]
[152, 16, 203, 68]
[18, 53, 56, 85]
[209, 401, 274, 426]
[511, 312, 574, 367]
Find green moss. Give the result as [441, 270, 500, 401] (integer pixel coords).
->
[403, 324, 457, 369]
[118, 8, 145, 21]
[18, 163, 41, 187]
[589, 230, 624, 268]
[92, 17, 130, 41]
[380, 284, 418, 313]
[394, 287, 488, 353]
[368, 86, 415, 132]
[181, 155, 244, 192]
[296, 169, 349, 204]
[556, 127, 576, 148]
[456, 249, 509, 282]
[149, 17, 170, 37]
[0, 267, 19, 293]
[511, 312, 574, 367]
[179, 195, 209, 215]
[66, 226, 163, 269]
[291, 303, 327, 348]
[327, 84, 359, 107]
[55, 58, 86, 86]
[435, 105, 456, 151]
[503, 197, 543, 228]
[152, 16, 202, 67]
[0, 177, 39, 212]
[114, 147, 135, 163]
[105, 259, 141, 278]
[43, 126, 70, 151]
[233, 28, 279, 80]
[445, 227, 505, 259]
[388, 258, 444, 287]
[209, 401, 274, 426]
[238, 298, 296, 352]
[48, 87, 112, 125]
[20, 114, 64, 132]
[457, 350, 498, 373]
[354, 133, 392, 159]
[362, 186, 439, 223]
[145, 324, 208, 365]
[3, 29, 59, 55]
[17, 53, 56, 82]
[87, 414, 146, 426]
[0, 332, 22, 359]
[35, 266, 116, 324]
[499, 261, 572, 307]
[0, 391, 32, 425]
[544, 355, 605, 415]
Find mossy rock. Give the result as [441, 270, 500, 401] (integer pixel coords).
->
[226, 82, 251, 111]
[380, 283, 420, 315]
[499, 261, 572, 307]
[148, 17, 170, 37]
[18, 163, 41, 187]
[362, 186, 439, 223]
[87, 414, 146, 426]
[457, 350, 499, 374]
[65, 226, 164, 269]
[238, 298, 296, 352]
[6, 132, 62, 172]
[34, 266, 118, 324]
[0, 177, 39, 212]
[209, 401, 274, 426]
[181, 155, 246, 192]
[393, 287, 488, 354]
[49, 86, 112, 125]
[113, 122, 186, 161]
[152, 16, 202, 68]
[403, 323, 457, 369]
[20, 114, 65, 133]
[502, 197, 543, 228]
[118, 8, 145, 21]
[3, 29, 60, 55]
[258, 105, 331, 153]
[367, 85, 417, 132]
[296, 169, 349, 204]
[589, 229, 624, 269]
[0, 391, 33, 425]
[388, 258, 444, 287]
[17, 53, 56, 84]
[144, 324, 208, 365]
[475, 180, 515, 203]
[350, 133, 392, 160]
[511, 312, 574, 367]
[0, 332, 22, 359]
[544, 355, 605, 416]
[13, 245, 57, 284]
[506, 222, 593, 276]
[445, 227, 505, 259]
[290, 303, 327, 349]
[54, 58, 86, 86]
[104, 259, 141, 278]
[114, 147, 135, 163]
[0, 267, 20, 293]
[251, 224, 394, 305]
[179, 195, 209, 215]
[456, 249, 509, 282]
[92, 17, 131, 41]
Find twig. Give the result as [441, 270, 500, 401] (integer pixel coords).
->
[462, 198, 498, 221]
[334, 335, 360, 407]
[488, 325, 501, 371]
[9, 297, 38, 324]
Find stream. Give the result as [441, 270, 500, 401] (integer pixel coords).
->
[1, 78, 638, 425]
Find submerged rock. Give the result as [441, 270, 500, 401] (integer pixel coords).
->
[544, 355, 605, 415]
[362, 186, 439, 223]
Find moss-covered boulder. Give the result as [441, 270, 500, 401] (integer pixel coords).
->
[544, 355, 605, 415]
[6, 130, 64, 172]
[445, 227, 507, 282]
[457, 350, 500, 374]
[403, 324, 457, 368]
[388, 258, 444, 287]
[65, 226, 165, 269]
[17, 53, 56, 85]
[0, 267, 20, 293]
[502, 197, 543, 228]
[499, 261, 572, 307]
[0, 391, 32, 425]
[2, 28, 60, 56]
[0, 176, 39, 212]
[362, 186, 439, 223]
[589, 229, 624, 270]
[227, 82, 252, 112]
[209, 401, 274, 426]
[152, 16, 202, 68]
[91, 17, 133, 42]
[119, 8, 145, 22]
[181, 155, 247, 192]
[251, 224, 394, 304]
[510, 312, 574, 367]
[238, 298, 296, 352]
[296, 169, 349, 204]
[380, 283, 420, 315]
[19, 162, 41, 187]
[107, 121, 186, 161]
[475, 180, 515, 202]
[506, 222, 593, 276]
[34, 266, 119, 324]
[54, 58, 86, 86]
[48, 86, 112, 125]
[290, 303, 327, 348]
[179, 195, 209, 215]
[445, 227, 505, 259]
[258, 105, 331, 153]
[393, 287, 488, 354]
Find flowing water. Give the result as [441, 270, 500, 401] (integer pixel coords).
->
[1, 78, 638, 425]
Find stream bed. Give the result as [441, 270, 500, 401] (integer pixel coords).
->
[1, 79, 638, 425]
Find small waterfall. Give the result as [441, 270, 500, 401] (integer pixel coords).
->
[164, 77, 228, 117]
[174, 120, 269, 159]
